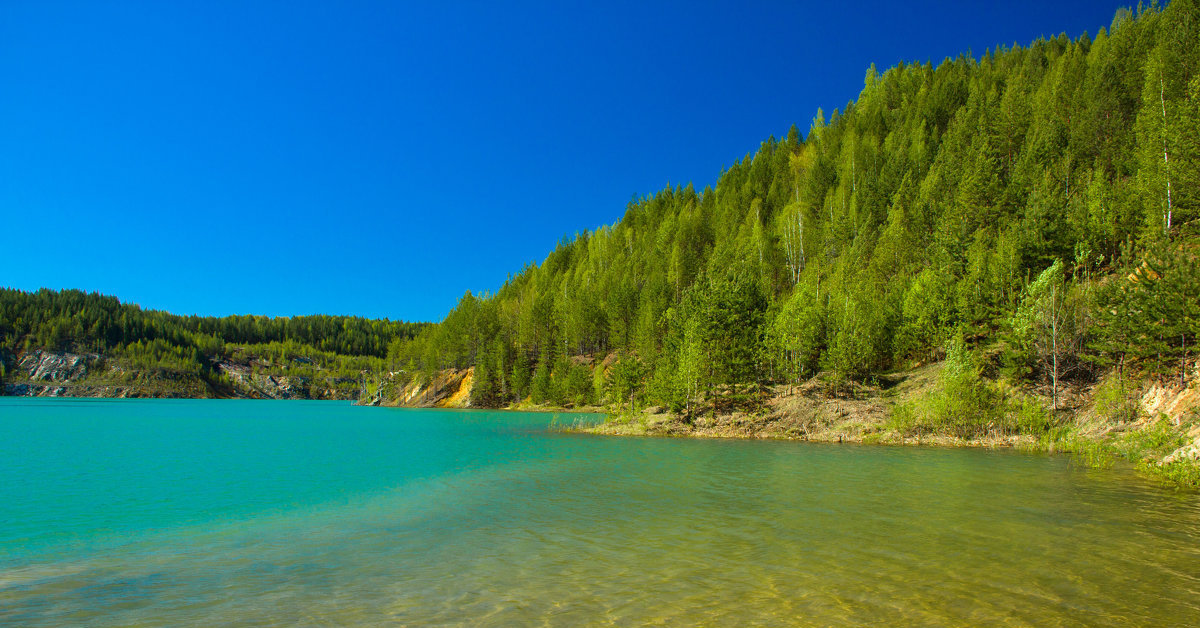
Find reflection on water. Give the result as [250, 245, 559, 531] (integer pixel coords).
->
[1, 399, 1198, 626]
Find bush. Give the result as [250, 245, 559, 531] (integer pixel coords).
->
[1091, 371, 1141, 424]
[1115, 416, 1184, 463]
[887, 334, 1054, 439]
[1012, 395, 1052, 434]
[564, 363, 594, 406]
[530, 360, 552, 404]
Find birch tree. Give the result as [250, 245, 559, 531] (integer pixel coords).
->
[1011, 260, 1086, 411]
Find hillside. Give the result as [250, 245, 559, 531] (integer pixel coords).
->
[376, 2, 1200, 485]
[4, 4, 1199, 485]
[0, 288, 427, 399]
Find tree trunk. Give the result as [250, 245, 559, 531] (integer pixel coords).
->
[1051, 283, 1059, 412]
[1160, 73, 1173, 235]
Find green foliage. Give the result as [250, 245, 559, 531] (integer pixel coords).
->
[677, 269, 770, 385]
[1011, 394, 1054, 434]
[470, 341, 499, 407]
[530, 358, 553, 404]
[767, 279, 824, 381]
[889, 335, 1053, 439]
[1091, 371, 1142, 424]
[1037, 412, 1200, 490]
[563, 362, 595, 406]
[11, 5, 1200, 417]
[894, 269, 955, 363]
[510, 355, 531, 402]
[0, 288, 412, 396]
[1112, 415, 1200, 488]
[822, 287, 893, 384]
[1115, 416, 1183, 462]
[376, 3, 1200, 413]
[0, 287, 424, 361]
[1153, 460, 1200, 489]
[1093, 240, 1200, 378]
[1008, 259, 1091, 407]
[606, 354, 646, 410]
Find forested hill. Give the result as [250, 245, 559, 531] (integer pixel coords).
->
[388, 2, 1200, 411]
[0, 288, 427, 398]
[0, 288, 425, 358]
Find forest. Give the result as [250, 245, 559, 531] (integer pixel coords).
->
[4, 3, 1198, 421]
[385, 1, 1200, 415]
[0, 287, 426, 385]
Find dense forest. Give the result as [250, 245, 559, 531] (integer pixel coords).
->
[386, 2, 1200, 414]
[0, 287, 426, 386]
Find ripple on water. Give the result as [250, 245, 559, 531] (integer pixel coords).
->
[1, 400, 1200, 626]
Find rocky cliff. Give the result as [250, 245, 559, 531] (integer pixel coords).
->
[20, 350, 95, 382]
[362, 368, 473, 408]
[1137, 363, 1200, 466]
[214, 360, 360, 400]
[2, 349, 210, 398]
[0, 349, 362, 400]
[6, 350, 108, 397]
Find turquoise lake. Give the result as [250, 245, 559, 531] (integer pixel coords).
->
[1, 398, 1199, 626]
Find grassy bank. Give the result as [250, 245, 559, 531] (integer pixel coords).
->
[580, 361, 1200, 490]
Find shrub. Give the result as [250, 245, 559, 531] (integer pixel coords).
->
[1091, 371, 1141, 424]
[887, 334, 1055, 439]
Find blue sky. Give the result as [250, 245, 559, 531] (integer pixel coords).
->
[1, 0, 1129, 322]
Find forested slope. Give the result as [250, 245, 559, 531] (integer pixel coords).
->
[0, 288, 426, 398]
[387, 2, 1199, 422]
[5, 3, 1199, 482]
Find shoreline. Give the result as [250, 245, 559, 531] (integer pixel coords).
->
[357, 359, 1200, 489]
[571, 364, 1200, 490]
[11, 352, 1196, 489]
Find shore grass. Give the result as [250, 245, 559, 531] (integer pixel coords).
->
[578, 365, 1200, 490]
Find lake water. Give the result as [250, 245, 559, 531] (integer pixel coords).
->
[1, 398, 1198, 626]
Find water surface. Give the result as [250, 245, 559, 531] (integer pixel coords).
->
[1, 398, 1198, 625]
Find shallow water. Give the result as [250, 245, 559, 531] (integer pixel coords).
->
[1, 398, 1198, 626]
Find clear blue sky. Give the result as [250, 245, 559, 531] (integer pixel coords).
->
[1, 0, 1129, 322]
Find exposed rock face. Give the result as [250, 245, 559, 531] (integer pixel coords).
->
[373, 368, 472, 408]
[214, 361, 359, 400]
[216, 362, 306, 399]
[0, 349, 359, 400]
[1145, 361, 1200, 465]
[1, 350, 176, 398]
[17, 350, 96, 383]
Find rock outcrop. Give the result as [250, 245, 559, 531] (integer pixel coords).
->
[368, 368, 473, 408]
[1, 349, 200, 398]
[216, 362, 306, 399]
[1147, 361, 1200, 466]
[3, 350, 107, 396]
[17, 350, 96, 383]
[0, 349, 359, 400]
[214, 360, 361, 400]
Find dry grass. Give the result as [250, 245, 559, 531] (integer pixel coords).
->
[585, 364, 1026, 447]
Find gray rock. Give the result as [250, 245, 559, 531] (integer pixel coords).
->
[3, 384, 31, 396]
[17, 350, 96, 383]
